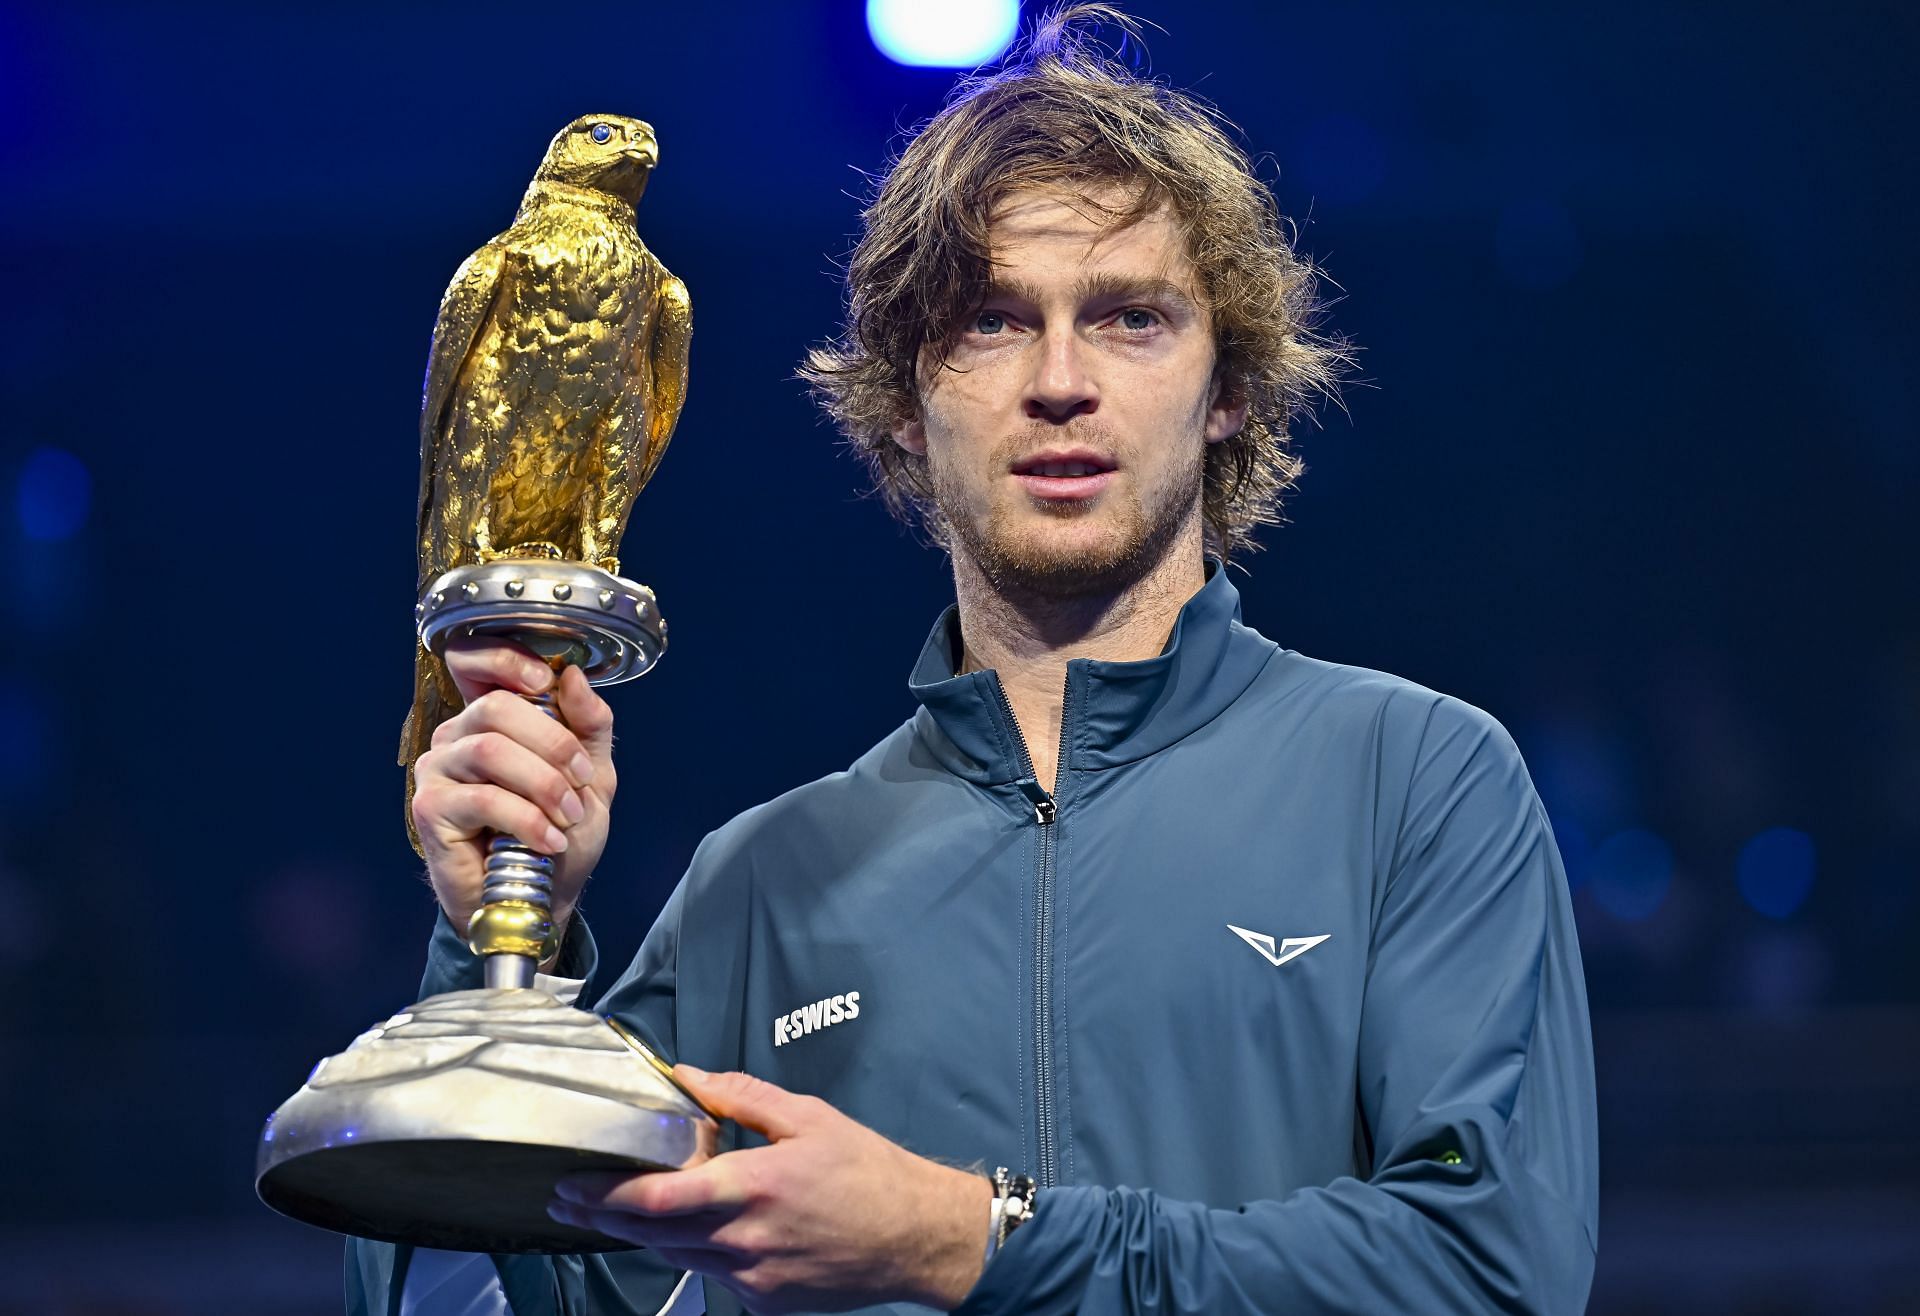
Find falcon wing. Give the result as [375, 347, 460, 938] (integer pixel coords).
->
[638, 273, 692, 489]
[416, 242, 508, 584]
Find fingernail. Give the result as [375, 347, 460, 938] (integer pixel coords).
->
[569, 752, 595, 786]
[561, 791, 585, 823]
[676, 1064, 708, 1081]
[546, 1200, 574, 1223]
[527, 665, 553, 691]
[544, 826, 569, 853]
[552, 1179, 583, 1204]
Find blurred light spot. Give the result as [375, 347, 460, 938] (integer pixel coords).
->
[867, 0, 1019, 67]
[1495, 199, 1582, 291]
[1524, 716, 1637, 845]
[1740, 927, 1830, 1012]
[1736, 826, 1816, 919]
[1588, 828, 1673, 922]
[17, 446, 91, 542]
[1290, 113, 1387, 206]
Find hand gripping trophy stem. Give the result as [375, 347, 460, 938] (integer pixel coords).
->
[255, 113, 715, 1254]
[414, 561, 668, 990]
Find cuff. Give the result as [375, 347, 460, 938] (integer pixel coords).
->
[951, 1186, 1101, 1316]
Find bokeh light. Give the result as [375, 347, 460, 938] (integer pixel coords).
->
[867, 0, 1020, 67]
[16, 445, 91, 542]
[1740, 926, 1831, 1011]
[1588, 828, 1675, 922]
[1736, 826, 1816, 919]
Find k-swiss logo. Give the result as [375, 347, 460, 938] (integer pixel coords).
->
[1227, 925, 1330, 967]
[772, 991, 861, 1047]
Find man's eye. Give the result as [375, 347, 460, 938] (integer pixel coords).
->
[973, 312, 1007, 335]
[1117, 308, 1158, 330]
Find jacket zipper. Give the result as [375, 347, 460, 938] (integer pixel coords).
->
[1001, 673, 1070, 1188]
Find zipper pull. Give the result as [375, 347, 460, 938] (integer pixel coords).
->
[1016, 778, 1057, 825]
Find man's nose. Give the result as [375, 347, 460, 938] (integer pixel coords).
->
[1023, 329, 1098, 423]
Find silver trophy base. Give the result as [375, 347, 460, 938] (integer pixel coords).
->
[257, 988, 715, 1252]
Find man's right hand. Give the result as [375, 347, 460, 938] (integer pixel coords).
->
[410, 637, 617, 949]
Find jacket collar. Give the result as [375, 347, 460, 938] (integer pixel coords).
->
[907, 559, 1277, 788]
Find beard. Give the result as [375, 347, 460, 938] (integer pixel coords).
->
[927, 421, 1206, 602]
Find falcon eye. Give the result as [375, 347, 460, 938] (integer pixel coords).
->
[590, 124, 613, 144]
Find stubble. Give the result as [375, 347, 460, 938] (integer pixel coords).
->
[928, 421, 1206, 603]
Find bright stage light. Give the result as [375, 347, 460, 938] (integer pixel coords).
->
[867, 0, 1020, 68]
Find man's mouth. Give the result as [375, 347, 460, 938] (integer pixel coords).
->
[1011, 449, 1115, 476]
[1011, 449, 1116, 501]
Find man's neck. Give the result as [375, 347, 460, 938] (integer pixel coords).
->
[952, 537, 1209, 795]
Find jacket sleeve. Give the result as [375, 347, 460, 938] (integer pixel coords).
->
[343, 891, 694, 1316]
[955, 697, 1599, 1315]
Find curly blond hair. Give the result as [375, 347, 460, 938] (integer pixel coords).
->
[799, 3, 1346, 560]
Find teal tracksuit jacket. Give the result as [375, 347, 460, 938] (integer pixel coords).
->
[348, 561, 1599, 1314]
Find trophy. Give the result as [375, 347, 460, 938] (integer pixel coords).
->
[256, 113, 716, 1253]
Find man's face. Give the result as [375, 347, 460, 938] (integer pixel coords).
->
[893, 187, 1246, 597]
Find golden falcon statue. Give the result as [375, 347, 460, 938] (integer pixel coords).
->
[400, 112, 691, 782]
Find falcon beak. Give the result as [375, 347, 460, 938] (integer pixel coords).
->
[623, 144, 658, 168]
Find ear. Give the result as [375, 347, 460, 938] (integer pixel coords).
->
[1204, 379, 1249, 445]
[891, 414, 928, 456]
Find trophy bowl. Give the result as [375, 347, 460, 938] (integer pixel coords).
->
[258, 988, 715, 1252]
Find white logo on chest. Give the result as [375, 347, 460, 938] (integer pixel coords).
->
[1227, 925, 1330, 967]
[772, 991, 861, 1047]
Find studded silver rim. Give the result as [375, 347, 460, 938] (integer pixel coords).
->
[415, 560, 665, 686]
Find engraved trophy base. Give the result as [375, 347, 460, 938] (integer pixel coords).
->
[258, 988, 716, 1252]
[257, 560, 714, 1252]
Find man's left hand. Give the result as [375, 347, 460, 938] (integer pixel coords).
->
[549, 1066, 991, 1314]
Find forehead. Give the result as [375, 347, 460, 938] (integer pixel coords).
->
[985, 186, 1195, 287]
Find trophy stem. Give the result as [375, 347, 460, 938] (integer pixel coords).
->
[470, 683, 565, 987]
[478, 837, 555, 988]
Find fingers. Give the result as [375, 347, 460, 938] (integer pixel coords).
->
[674, 1067, 815, 1141]
[554, 665, 617, 764]
[543, 1198, 743, 1276]
[439, 730, 585, 827]
[558, 1157, 751, 1218]
[443, 636, 555, 705]
[413, 779, 570, 855]
[429, 689, 597, 792]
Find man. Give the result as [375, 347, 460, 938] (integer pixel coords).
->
[360, 7, 1598, 1314]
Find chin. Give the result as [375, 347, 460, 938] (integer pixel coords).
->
[965, 509, 1169, 598]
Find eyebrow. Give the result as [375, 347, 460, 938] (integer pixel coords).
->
[984, 273, 1201, 313]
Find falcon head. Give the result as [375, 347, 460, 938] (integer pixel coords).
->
[535, 113, 659, 204]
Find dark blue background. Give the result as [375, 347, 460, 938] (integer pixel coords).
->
[1, 2, 1914, 1311]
